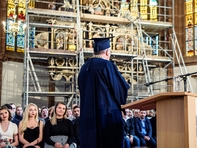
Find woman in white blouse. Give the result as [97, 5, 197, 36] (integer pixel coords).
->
[0, 105, 18, 148]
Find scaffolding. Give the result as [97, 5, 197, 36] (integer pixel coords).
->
[22, 0, 192, 107]
[22, 0, 82, 107]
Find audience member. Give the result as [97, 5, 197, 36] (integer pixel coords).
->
[133, 109, 140, 118]
[135, 110, 156, 148]
[44, 106, 55, 123]
[44, 102, 75, 148]
[72, 105, 80, 119]
[126, 115, 140, 147]
[128, 110, 133, 118]
[125, 108, 130, 121]
[150, 110, 157, 141]
[18, 103, 44, 148]
[15, 106, 23, 121]
[0, 105, 19, 147]
[4, 104, 20, 126]
[40, 106, 49, 122]
[146, 110, 153, 119]
[66, 107, 75, 121]
[9, 103, 16, 117]
[121, 109, 130, 148]
[73, 106, 80, 148]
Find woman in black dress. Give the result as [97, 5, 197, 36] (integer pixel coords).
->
[44, 102, 75, 148]
[19, 103, 44, 148]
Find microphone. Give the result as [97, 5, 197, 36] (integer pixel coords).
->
[144, 83, 150, 87]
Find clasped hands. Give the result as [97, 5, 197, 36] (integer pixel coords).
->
[144, 136, 150, 141]
[54, 142, 69, 148]
[0, 142, 6, 148]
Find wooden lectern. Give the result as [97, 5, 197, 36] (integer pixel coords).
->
[122, 92, 197, 148]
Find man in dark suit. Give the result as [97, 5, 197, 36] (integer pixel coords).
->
[135, 110, 156, 148]
[73, 116, 80, 148]
[73, 105, 80, 148]
[126, 116, 140, 147]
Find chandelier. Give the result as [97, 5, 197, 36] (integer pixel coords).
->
[2, 0, 29, 36]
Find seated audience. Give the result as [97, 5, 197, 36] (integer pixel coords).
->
[0, 105, 18, 147]
[135, 110, 156, 148]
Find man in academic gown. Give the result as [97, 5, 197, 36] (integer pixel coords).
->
[78, 37, 130, 148]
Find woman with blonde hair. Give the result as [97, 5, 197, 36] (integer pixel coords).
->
[44, 102, 75, 148]
[0, 105, 18, 148]
[19, 103, 44, 148]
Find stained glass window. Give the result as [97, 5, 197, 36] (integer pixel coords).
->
[6, 0, 35, 53]
[185, 0, 197, 56]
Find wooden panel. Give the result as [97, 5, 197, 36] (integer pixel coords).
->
[0, 62, 2, 105]
[174, 0, 186, 57]
[157, 97, 185, 148]
[122, 92, 197, 110]
[0, 0, 7, 10]
[184, 56, 197, 65]
[184, 95, 197, 148]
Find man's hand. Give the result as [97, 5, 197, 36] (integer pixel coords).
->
[144, 136, 150, 141]
[129, 135, 134, 144]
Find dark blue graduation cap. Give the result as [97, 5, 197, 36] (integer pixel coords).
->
[91, 37, 113, 52]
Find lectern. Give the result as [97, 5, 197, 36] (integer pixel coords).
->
[122, 92, 197, 148]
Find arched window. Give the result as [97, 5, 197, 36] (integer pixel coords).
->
[185, 0, 197, 56]
[5, 0, 35, 52]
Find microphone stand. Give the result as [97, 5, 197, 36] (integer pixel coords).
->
[144, 71, 197, 92]
[178, 71, 197, 92]
[144, 77, 173, 87]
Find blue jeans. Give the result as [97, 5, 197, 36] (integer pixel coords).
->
[139, 136, 156, 148]
[123, 136, 130, 148]
[133, 135, 140, 146]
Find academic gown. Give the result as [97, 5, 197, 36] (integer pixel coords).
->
[78, 58, 130, 148]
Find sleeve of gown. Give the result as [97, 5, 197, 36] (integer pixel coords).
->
[66, 120, 75, 145]
[104, 62, 130, 105]
[44, 120, 55, 146]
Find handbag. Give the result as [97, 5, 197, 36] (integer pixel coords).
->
[44, 135, 76, 148]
